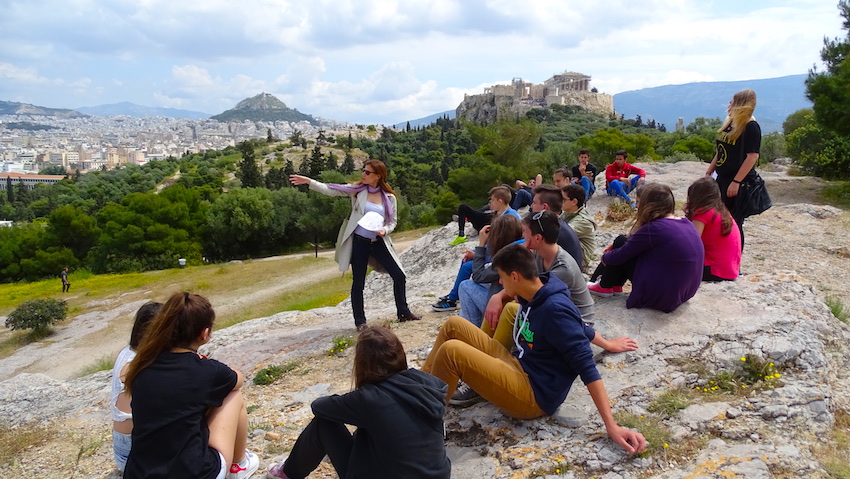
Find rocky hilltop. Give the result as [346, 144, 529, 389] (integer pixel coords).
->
[211, 92, 317, 124]
[1, 162, 849, 478]
[456, 72, 614, 124]
[0, 100, 88, 119]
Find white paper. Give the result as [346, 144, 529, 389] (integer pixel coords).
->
[356, 211, 385, 232]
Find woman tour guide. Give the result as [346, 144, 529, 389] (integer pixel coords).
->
[290, 160, 420, 330]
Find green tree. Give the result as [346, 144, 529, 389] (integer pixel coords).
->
[39, 164, 67, 175]
[45, 205, 101, 260]
[783, 109, 813, 136]
[806, 0, 850, 136]
[341, 152, 355, 174]
[5, 299, 68, 333]
[237, 142, 263, 188]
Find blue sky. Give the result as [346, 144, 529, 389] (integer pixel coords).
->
[0, 0, 843, 125]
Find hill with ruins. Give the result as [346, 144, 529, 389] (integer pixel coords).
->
[456, 71, 614, 124]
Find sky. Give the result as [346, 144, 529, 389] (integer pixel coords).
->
[0, 0, 844, 125]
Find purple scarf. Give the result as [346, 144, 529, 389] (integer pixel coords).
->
[325, 183, 394, 224]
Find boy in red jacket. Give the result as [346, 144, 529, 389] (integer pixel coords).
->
[605, 150, 645, 206]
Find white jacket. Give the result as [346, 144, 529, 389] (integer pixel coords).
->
[308, 180, 406, 276]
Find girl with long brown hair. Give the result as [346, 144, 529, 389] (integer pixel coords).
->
[290, 160, 419, 330]
[705, 89, 763, 248]
[266, 326, 450, 479]
[685, 177, 742, 281]
[456, 214, 524, 327]
[123, 292, 258, 479]
[587, 184, 704, 313]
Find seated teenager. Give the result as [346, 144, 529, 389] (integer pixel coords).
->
[123, 292, 258, 479]
[571, 148, 599, 200]
[267, 326, 450, 479]
[605, 150, 646, 206]
[530, 184, 583, 269]
[684, 177, 742, 281]
[450, 185, 521, 246]
[588, 184, 704, 313]
[457, 214, 523, 327]
[421, 244, 647, 455]
[111, 302, 161, 474]
[482, 211, 634, 354]
[561, 183, 598, 269]
[511, 174, 543, 210]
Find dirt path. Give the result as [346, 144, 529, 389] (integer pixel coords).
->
[0, 238, 418, 382]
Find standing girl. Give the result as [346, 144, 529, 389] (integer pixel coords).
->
[123, 292, 258, 479]
[705, 89, 762, 248]
[290, 160, 419, 329]
[685, 177, 742, 281]
[266, 325, 451, 479]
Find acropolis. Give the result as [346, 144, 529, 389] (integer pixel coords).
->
[456, 71, 614, 124]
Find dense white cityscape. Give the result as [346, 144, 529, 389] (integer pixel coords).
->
[0, 114, 351, 175]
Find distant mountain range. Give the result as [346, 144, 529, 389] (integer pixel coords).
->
[612, 74, 810, 133]
[393, 110, 456, 129]
[75, 102, 210, 120]
[210, 93, 317, 124]
[0, 100, 88, 119]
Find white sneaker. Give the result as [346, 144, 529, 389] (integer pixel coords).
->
[228, 450, 259, 479]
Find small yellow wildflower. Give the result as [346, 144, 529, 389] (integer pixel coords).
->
[775, 373, 781, 378]
[664, 443, 669, 448]
[740, 357, 747, 361]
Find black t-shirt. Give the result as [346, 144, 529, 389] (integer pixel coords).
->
[714, 121, 761, 180]
[125, 352, 237, 479]
[571, 163, 598, 180]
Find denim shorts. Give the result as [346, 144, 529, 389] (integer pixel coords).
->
[112, 430, 132, 472]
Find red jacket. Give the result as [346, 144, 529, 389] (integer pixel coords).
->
[605, 162, 645, 186]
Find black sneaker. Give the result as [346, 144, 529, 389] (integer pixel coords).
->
[397, 311, 421, 322]
[431, 298, 458, 312]
[449, 381, 483, 407]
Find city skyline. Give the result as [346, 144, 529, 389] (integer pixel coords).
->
[0, 0, 844, 125]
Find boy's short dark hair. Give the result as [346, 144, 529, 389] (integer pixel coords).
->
[562, 184, 586, 208]
[579, 148, 590, 156]
[523, 210, 560, 244]
[491, 243, 538, 280]
[489, 185, 512, 205]
[616, 149, 628, 158]
[531, 184, 564, 214]
[553, 168, 570, 179]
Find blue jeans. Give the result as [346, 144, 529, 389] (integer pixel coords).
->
[446, 260, 473, 301]
[511, 188, 533, 210]
[112, 430, 132, 472]
[580, 176, 596, 201]
[607, 176, 641, 202]
[458, 280, 489, 327]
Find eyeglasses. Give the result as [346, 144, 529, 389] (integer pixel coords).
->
[362, 169, 375, 176]
[532, 211, 545, 234]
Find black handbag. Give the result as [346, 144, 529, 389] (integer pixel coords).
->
[733, 174, 772, 218]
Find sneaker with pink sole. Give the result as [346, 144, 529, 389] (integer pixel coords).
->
[587, 281, 614, 297]
[266, 459, 290, 479]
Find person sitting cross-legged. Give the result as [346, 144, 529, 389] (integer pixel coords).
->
[420, 244, 647, 455]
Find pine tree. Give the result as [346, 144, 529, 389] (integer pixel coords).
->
[806, 0, 850, 136]
[237, 142, 263, 188]
[267, 128, 274, 143]
[341, 152, 355, 174]
[6, 176, 14, 204]
[308, 146, 324, 177]
[325, 152, 338, 171]
[347, 131, 353, 149]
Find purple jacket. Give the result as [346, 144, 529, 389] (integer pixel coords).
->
[602, 217, 703, 312]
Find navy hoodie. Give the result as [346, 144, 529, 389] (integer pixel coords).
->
[514, 273, 602, 415]
[310, 368, 451, 479]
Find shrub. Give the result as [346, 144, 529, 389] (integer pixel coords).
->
[253, 360, 301, 386]
[5, 299, 68, 332]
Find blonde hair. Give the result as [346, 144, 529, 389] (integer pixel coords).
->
[718, 89, 757, 142]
